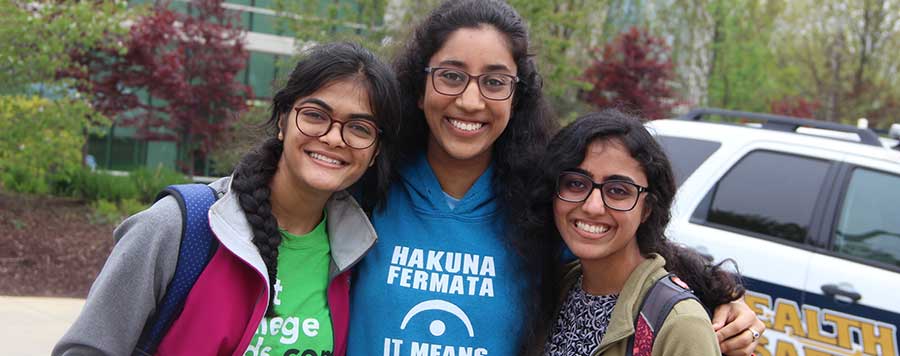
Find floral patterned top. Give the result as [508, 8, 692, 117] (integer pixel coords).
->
[544, 275, 620, 356]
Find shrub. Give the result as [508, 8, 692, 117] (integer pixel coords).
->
[131, 165, 190, 203]
[0, 96, 101, 194]
[90, 199, 122, 225]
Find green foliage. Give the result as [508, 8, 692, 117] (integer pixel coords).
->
[705, 0, 788, 112]
[509, 0, 602, 116]
[274, 0, 397, 57]
[207, 104, 269, 176]
[0, 96, 105, 194]
[63, 169, 139, 203]
[119, 198, 147, 217]
[90, 199, 123, 225]
[0, 1, 132, 94]
[130, 165, 191, 203]
[57, 166, 188, 205]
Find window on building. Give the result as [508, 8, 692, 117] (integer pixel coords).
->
[247, 52, 277, 99]
[691, 150, 832, 244]
[833, 168, 900, 269]
[655, 136, 721, 187]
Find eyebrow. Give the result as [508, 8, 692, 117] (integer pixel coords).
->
[567, 168, 638, 184]
[297, 98, 375, 121]
[436, 59, 514, 74]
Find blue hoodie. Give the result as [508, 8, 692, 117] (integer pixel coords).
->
[348, 153, 527, 356]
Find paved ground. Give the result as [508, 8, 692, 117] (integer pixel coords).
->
[0, 296, 84, 356]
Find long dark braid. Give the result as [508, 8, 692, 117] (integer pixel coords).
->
[227, 42, 401, 316]
[231, 137, 283, 316]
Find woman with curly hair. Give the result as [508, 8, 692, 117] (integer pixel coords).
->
[54, 42, 400, 356]
[527, 110, 746, 355]
[348, 1, 764, 355]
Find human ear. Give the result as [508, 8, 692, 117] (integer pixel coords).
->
[368, 146, 380, 167]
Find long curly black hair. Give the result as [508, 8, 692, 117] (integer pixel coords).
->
[391, 0, 559, 347]
[522, 110, 745, 348]
[230, 42, 401, 316]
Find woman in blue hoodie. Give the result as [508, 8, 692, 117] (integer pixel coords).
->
[348, 1, 765, 355]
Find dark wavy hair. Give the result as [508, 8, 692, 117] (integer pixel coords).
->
[230, 42, 401, 316]
[522, 110, 745, 345]
[392, 0, 559, 346]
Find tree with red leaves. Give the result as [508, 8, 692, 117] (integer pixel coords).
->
[68, 0, 251, 175]
[769, 96, 820, 119]
[580, 27, 680, 120]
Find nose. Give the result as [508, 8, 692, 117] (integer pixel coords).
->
[580, 188, 607, 215]
[455, 78, 486, 112]
[318, 122, 346, 148]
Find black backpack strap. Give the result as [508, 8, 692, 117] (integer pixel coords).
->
[626, 274, 703, 356]
[134, 184, 219, 355]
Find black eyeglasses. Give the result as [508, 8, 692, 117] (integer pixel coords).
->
[424, 67, 519, 101]
[293, 106, 381, 149]
[556, 171, 648, 211]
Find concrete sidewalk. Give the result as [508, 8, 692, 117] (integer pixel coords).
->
[0, 296, 84, 356]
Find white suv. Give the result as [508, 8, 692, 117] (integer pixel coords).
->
[647, 108, 900, 356]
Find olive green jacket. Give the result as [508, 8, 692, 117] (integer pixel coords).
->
[546, 254, 720, 356]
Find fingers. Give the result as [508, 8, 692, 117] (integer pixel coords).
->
[715, 300, 757, 342]
[720, 329, 757, 356]
[711, 301, 734, 331]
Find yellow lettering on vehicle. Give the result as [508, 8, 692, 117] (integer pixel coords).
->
[861, 323, 897, 356]
[745, 292, 773, 329]
[801, 347, 834, 356]
[774, 300, 807, 337]
[746, 291, 898, 356]
[754, 336, 772, 356]
[776, 340, 799, 356]
[822, 311, 862, 349]
[805, 308, 838, 346]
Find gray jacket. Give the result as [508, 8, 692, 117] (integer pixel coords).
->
[53, 176, 377, 355]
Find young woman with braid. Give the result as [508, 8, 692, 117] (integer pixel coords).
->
[54, 42, 401, 356]
[348, 1, 765, 355]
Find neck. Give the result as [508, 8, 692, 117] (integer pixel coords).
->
[268, 159, 329, 236]
[580, 242, 646, 296]
[426, 136, 492, 199]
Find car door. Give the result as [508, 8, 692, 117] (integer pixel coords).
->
[663, 141, 849, 356]
[800, 160, 900, 356]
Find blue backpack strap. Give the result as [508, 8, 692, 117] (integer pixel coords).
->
[134, 184, 220, 355]
[626, 274, 704, 356]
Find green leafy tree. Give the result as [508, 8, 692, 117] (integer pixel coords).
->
[705, 0, 788, 112]
[0, 1, 132, 193]
[0, 1, 131, 94]
[774, 0, 900, 126]
[0, 96, 91, 193]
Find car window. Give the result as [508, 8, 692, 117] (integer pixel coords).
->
[692, 150, 831, 244]
[655, 136, 721, 187]
[833, 168, 900, 269]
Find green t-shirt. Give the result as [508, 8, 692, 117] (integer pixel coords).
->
[244, 214, 334, 356]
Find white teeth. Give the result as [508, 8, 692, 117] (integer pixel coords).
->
[575, 221, 610, 234]
[309, 152, 342, 165]
[448, 118, 484, 132]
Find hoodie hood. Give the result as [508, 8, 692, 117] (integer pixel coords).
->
[397, 152, 500, 218]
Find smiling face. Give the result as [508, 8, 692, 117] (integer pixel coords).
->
[553, 139, 650, 266]
[277, 79, 379, 196]
[419, 25, 516, 164]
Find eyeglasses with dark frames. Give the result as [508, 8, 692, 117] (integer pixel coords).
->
[424, 67, 519, 101]
[293, 106, 381, 149]
[556, 171, 648, 211]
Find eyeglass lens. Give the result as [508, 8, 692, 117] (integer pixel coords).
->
[431, 68, 515, 100]
[556, 172, 641, 211]
[295, 107, 378, 149]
